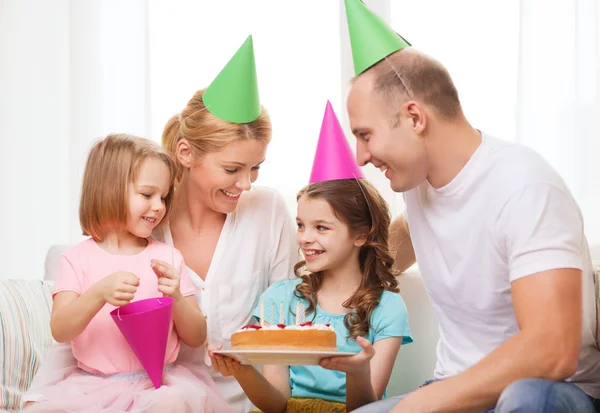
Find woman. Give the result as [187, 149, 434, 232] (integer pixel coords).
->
[22, 36, 297, 413]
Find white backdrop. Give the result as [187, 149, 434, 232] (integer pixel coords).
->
[516, 0, 600, 245]
[148, 0, 342, 215]
[1, 0, 598, 280]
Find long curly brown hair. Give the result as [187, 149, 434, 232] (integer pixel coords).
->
[294, 179, 399, 339]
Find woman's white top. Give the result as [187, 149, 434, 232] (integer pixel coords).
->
[154, 186, 298, 411]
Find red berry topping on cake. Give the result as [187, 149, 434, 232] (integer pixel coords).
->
[277, 324, 286, 329]
[241, 324, 262, 330]
[299, 321, 313, 327]
[325, 324, 331, 327]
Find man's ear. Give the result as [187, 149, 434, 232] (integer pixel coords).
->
[405, 101, 427, 134]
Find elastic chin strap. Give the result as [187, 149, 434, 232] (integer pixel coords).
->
[383, 55, 413, 99]
[352, 174, 375, 236]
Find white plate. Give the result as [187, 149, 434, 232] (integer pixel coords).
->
[213, 349, 355, 365]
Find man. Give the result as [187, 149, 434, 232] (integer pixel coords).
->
[341, 0, 600, 412]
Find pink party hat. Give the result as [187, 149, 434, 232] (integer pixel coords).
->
[309, 101, 364, 183]
[110, 297, 173, 389]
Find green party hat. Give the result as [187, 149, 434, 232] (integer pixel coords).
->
[203, 35, 261, 123]
[344, 0, 411, 75]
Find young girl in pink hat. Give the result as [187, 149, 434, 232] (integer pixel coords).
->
[22, 134, 235, 413]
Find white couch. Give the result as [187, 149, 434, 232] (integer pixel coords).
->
[388, 266, 439, 395]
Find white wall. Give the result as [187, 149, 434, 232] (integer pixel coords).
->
[148, 0, 343, 216]
[0, 1, 70, 280]
[2, 0, 597, 280]
[0, 0, 149, 280]
[517, 0, 600, 245]
[68, 0, 150, 242]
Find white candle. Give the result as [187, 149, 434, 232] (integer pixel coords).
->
[279, 301, 284, 324]
[270, 302, 275, 325]
[260, 301, 265, 327]
[295, 302, 300, 325]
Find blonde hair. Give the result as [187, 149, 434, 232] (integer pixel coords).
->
[79, 133, 176, 241]
[361, 48, 462, 122]
[162, 89, 272, 186]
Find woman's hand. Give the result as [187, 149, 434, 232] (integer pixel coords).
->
[319, 336, 376, 374]
[151, 259, 183, 301]
[207, 344, 250, 377]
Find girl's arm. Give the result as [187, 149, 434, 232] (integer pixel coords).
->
[51, 271, 140, 342]
[209, 350, 290, 413]
[171, 296, 206, 347]
[346, 337, 402, 410]
[236, 364, 291, 413]
[51, 291, 105, 342]
[151, 259, 205, 347]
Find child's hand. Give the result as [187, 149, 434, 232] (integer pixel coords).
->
[96, 271, 140, 306]
[151, 259, 183, 301]
[208, 344, 248, 377]
[319, 336, 375, 374]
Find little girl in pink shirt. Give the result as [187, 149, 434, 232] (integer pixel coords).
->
[22, 134, 234, 413]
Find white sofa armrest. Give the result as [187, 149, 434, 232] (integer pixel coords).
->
[44, 245, 71, 281]
[387, 265, 440, 396]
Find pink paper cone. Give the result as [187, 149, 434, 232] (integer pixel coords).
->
[309, 101, 365, 183]
[110, 297, 173, 389]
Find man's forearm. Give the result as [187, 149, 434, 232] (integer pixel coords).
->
[397, 331, 578, 413]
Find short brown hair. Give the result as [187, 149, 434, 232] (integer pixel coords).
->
[162, 88, 272, 187]
[362, 48, 462, 122]
[294, 179, 399, 339]
[79, 133, 176, 241]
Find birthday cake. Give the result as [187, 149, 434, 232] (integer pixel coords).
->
[231, 322, 337, 351]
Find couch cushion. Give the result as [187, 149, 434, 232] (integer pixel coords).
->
[0, 280, 54, 412]
[388, 266, 439, 396]
[44, 245, 71, 281]
[593, 261, 600, 349]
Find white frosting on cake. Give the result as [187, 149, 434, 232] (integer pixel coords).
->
[237, 323, 334, 332]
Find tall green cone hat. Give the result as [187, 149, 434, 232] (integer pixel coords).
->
[344, 0, 412, 75]
[202, 35, 261, 123]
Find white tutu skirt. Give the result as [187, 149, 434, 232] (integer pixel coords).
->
[21, 363, 236, 413]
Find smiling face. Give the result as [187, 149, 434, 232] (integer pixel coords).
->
[296, 194, 363, 274]
[185, 139, 268, 214]
[125, 156, 171, 239]
[347, 74, 429, 193]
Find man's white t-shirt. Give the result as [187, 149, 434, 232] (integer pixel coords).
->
[403, 133, 600, 398]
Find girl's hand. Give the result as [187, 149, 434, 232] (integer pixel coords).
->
[94, 271, 140, 306]
[319, 336, 375, 374]
[208, 344, 250, 377]
[151, 259, 183, 301]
